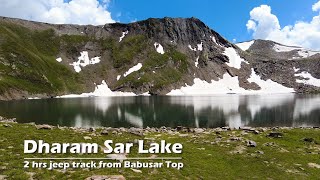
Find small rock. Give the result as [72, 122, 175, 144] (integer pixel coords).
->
[0, 175, 8, 180]
[179, 134, 188, 137]
[308, 163, 320, 169]
[3, 124, 12, 128]
[131, 168, 142, 173]
[83, 136, 92, 140]
[149, 155, 158, 159]
[229, 137, 242, 141]
[256, 151, 264, 154]
[100, 129, 109, 135]
[247, 140, 257, 147]
[88, 127, 95, 132]
[176, 126, 183, 131]
[194, 128, 204, 134]
[36, 124, 53, 130]
[133, 139, 139, 144]
[302, 137, 314, 143]
[267, 132, 283, 138]
[85, 175, 125, 180]
[107, 154, 127, 163]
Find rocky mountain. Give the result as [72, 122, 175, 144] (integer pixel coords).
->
[0, 16, 319, 100]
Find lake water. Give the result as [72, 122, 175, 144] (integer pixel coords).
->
[0, 94, 319, 128]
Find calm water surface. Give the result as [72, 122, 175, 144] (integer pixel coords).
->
[0, 94, 319, 128]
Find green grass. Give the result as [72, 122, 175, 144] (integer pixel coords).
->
[0, 123, 319, 179]
[100, 35, 148, 68]
[116, 47, 189, 92]
[0, 22, 84, 95]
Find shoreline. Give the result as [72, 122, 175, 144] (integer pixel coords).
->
[1, 115, 319, 133]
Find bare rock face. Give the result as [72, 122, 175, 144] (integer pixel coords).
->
[0, 16, 319, 100]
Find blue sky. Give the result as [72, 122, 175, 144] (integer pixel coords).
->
[106, 0, 319, 43]
[1, 0, 320, 49]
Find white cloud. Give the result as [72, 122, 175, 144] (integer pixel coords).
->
[0, 0, 115, 25]
[247, 2, 320, 50]
[312, 1, 320, 11]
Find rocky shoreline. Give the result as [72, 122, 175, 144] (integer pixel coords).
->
[1, 115, 319, 136]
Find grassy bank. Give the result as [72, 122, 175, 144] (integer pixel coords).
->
[0, 122, 319, 179]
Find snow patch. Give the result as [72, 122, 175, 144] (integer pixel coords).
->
[188, 45, 197, 51]
[295, 70, 320, 87]
[56, 57, 62, 62]
[188, 42, 203, 51]
[236, 40, 255, 51]
[154, 42, 165, 54]
[210, 35, 217, 44]
[119, 30, 129, 42]
[123, 63, 142, 77]
[274, 44, 320, 59]
[58, 80, 136, 98]
[117, 75, 121, 81]
[297, 50, 319, 58]
[195, 56, 199, 68]
[167, 69, 294, 96]
[223, 47, 249, 69]
[197, 42, 203, 51]
[248, 69, 295, 93]
[70, 51, 101, 73]
[273, 44, 301, 52]
[167, 74, 247, 95]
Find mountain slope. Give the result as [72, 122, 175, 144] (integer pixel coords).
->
[0, 16, 319, 100]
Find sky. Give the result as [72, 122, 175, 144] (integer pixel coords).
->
[0, 0, 320, 50]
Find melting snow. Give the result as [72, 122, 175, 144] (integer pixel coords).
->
[117, 75, 121, 81]
[274, 44, 320, 59]
[58, 80, 136, 98]
[119, 30, 129, 42]
[167, 69, 294, 96]
[195, 56, 199, 68]
[248, 68, 295, 93]
[56, 57, 62, 62]
[188, 45, 197, 51]
[188, 42, 203, 52]
[236, 40, 255, 51]
[70, 51, 101, 73]
[167, 74, 244, 95]
[294, 69, 320, 87]
[273, 44, 301, 52]
[197, 42, 203, 51]
[123, 63, 142, 77]
[223, 47, 249, 69]
[297, 50, 319, 58]
[210, 35, 217, 44]
[154, 42, 165, 54]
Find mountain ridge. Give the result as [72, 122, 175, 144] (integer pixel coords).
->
[0, 16, 319, 100]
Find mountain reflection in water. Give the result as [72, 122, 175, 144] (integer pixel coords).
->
[0, 94, 319, 128]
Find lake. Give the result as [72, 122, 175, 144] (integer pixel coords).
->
[0, 94, 319, 128]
